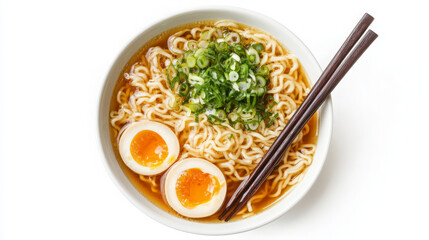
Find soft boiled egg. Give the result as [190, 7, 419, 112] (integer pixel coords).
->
[161, 158, 227, 218]
[118, 120, 180, 176]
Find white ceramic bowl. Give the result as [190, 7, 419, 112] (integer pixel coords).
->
[98, 7, 333, 235]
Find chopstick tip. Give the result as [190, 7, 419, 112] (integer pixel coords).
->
[363, 12, 374, 21]
[367, 29, 378, 39]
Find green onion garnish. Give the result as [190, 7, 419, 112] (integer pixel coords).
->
[197, 55, 209, 68]
[165, 31, 278, 130]
[229, 71, 239, 81]
[252, 43, 264, 52]
[186, 56, 196, 68]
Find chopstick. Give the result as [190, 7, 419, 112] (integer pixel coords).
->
[218, 13, 377, 221]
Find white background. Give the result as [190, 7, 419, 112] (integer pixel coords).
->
[1, 0, 429, 239]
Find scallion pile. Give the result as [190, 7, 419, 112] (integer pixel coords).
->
[166, 31, 277, 130]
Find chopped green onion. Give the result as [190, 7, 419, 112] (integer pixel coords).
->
[215, 41, 228, 51]
[230, 61, 237, 71]
[248, 55, 255, 63]
[187, 40, 198, 50]
[178, 83, 189, 97]
[235, 91, 246, 101]
[170, 76, 179, 89]
[211, 70, 218, 79]
[238, 81, 250, 91]
[197, 55, 209, 68]
[188, 73, 204, 85]
[208, 114, 226, 124]
[198, 40, 209, 48]
[186, 56, 196, 68]
[256, 76, 266, 87]
[248, 69, 256, 81]
[257, 65, 270, 76]
[255, 87, 266, 96]
[187, 102, 203, 112]
[266, 113, 279, 127]
[234, 106, 243, 114]
[178, 72, 187, 82]
[239, 64, 249, 79]
[267, 101, 277, 111]
[247, 48, 260, 65]
[240, 108, 255, 120]
[170, 72, 187, 90]
[228, 112, 239, 122]
[247, 122, 259, 130]
[233, 44, 246, 56]
[216, 109, 226, 119]
[181, 65, 189, 75]
[194, 48, 205, 57]
[231, 53, 241, 62]
[229, 71, 239, 81]
[252, 43, 264, 52]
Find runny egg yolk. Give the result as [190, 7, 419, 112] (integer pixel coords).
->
[175, 168, 220, 209]
[130, 130, 168, 168]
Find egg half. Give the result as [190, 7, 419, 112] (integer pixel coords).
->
[118, 120, 180, 176]
[162, 158, 227, 218]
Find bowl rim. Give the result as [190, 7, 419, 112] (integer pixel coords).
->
[97, 6, 333, 235]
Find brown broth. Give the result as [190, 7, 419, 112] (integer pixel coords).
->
[108, 21, 319, 222]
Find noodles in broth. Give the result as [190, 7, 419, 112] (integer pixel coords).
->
[109, 20, 317, 220]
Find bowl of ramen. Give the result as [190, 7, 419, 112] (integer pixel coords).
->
[98, 7, 333, 235]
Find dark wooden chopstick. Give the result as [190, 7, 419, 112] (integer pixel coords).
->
[218, 13, 377, 221]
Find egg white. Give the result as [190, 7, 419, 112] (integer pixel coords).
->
[162, 158, 227, 218]
[118, 120, 180, 176]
